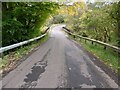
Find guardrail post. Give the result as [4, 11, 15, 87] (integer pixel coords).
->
[91, 41, 93, 45]
[80, 37, 81, 41]
[104, 45, 107, 50]
[85, 39, 86, 43]
[74, 35, 75, 38]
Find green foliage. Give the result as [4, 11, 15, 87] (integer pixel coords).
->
[52, 14, 65, 24]
[56, 2, 119, 46]
[110, 2, 120, 47]
[2, 19, 24, 46]
[2, 2, 59, 47]
[68, 2, 119, 46]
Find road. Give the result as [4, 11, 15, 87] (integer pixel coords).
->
[2, 25, 118, 88]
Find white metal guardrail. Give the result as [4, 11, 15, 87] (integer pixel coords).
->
[0, 27, 49, 53]
[63, 27, 120, 53]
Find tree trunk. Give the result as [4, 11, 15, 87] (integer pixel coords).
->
[2, 2, 7, 13]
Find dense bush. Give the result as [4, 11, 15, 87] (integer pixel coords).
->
[61, 2, 119, 46]
[2, 2, 59, 47]
[52, 15, 65, 24]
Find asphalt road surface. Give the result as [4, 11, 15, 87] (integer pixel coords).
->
[2, 25, 118, 88]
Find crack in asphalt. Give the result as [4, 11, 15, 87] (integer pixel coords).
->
[20, 49, 51, 88]
[65, 53, 95, 88]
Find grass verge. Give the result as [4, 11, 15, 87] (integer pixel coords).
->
[0, 34, 49, 73]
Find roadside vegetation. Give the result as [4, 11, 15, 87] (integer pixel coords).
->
[2, 2, 59, 47]
[76, 38, 119, 73]
[57, 2, 120, 47]
[1, 2, 59, 73]
[1, 34, 49, 74]
[52, 2, 120, 74]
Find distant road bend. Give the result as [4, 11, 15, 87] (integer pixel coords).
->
[2, 25, 118, 88]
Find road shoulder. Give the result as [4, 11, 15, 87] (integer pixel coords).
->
[68, 37, 119, 86]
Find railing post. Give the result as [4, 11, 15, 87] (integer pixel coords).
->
[74, 35, 75, 38]
[104, 45, 107, 50]
[85, 39, 86, 43]
[91, 41, 93, 45]
[80, 37, 81, 41]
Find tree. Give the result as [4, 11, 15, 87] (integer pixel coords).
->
[2, 2, 59, 47]
[110, 1, 120, 47]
